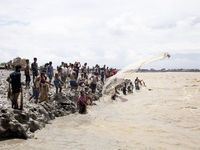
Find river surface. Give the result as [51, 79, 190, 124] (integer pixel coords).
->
[1, 72, 200, 150]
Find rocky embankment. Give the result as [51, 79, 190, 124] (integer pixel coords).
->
[0, 70, 104, 139]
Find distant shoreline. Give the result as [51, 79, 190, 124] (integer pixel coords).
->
[138, 69, 200, 72]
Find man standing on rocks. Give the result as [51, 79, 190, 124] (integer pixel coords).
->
[24, 59, 31, 88]
[61, 63, 68, 85]
[10, 65, 23, 109]
[46, 61, 54, 84]
[31, 57, 38, 83]
[89, 75, 99, 94]
[54, 67, 64, 93]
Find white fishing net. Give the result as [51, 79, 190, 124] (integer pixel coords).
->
[102, 53, 171, 96]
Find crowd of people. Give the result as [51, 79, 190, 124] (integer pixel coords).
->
[8, 57, 144, 113]
[8, 58, 117, 111]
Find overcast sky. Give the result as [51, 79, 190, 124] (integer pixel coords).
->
[0, 0, 200, 69]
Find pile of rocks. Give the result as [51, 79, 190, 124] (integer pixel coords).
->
[0, 94, 76, 139]
[0, 79, 104, 139]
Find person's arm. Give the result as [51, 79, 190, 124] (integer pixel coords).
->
[42, 76, 54, 86]
[46, 66, 49, 74]
[19, 73, 22, 92]
[34, 77, 39, 89]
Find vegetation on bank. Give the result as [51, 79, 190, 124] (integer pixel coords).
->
[0, 57, 26, 68]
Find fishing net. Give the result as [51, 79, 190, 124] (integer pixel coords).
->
[102, 53, 171, 96]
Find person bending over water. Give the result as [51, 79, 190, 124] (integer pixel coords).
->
[112, 87, 120, 100]
[128, 82, 134, 93]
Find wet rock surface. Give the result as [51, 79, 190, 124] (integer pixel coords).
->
[0, 70, 104, 139]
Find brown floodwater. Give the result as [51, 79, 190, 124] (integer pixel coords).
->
[1, 72, 200, 150]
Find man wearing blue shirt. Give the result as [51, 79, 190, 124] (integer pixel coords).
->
[10, 65, 23, 109]
[46, 61, 54, 84]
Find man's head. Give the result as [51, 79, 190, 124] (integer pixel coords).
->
[71, 64, 74, 68]
[41, 72, 45, 77]
[80, 90, 85, 96]
[85, 88, 89, 92]
[15, 65, 22, 71]
[26, 59, 29, 64]
[81, 73, 84, 77]
[49, 61, 52, 66]
[34, 57, 37, 62]
[58, 67, 62, 73]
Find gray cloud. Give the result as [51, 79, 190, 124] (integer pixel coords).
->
[0, 0, 200, 69]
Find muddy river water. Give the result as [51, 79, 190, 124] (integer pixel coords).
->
[1, 72, 200, 150]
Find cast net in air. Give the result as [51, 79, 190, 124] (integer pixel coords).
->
[102, 53, 171, 96]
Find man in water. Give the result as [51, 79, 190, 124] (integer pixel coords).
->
[54, 67, 64, 93]
[24, 59, 31, 88]
[46, 61, 54, 84]
[77, 90, 88, 114]
[111, 87, 120, 100]
[128, 82, 134, 93]
[31, 57, 39, 83]
[10, 65, 23, 109]
[123, 83, 127, 95]
[135, 77, 140, 90]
